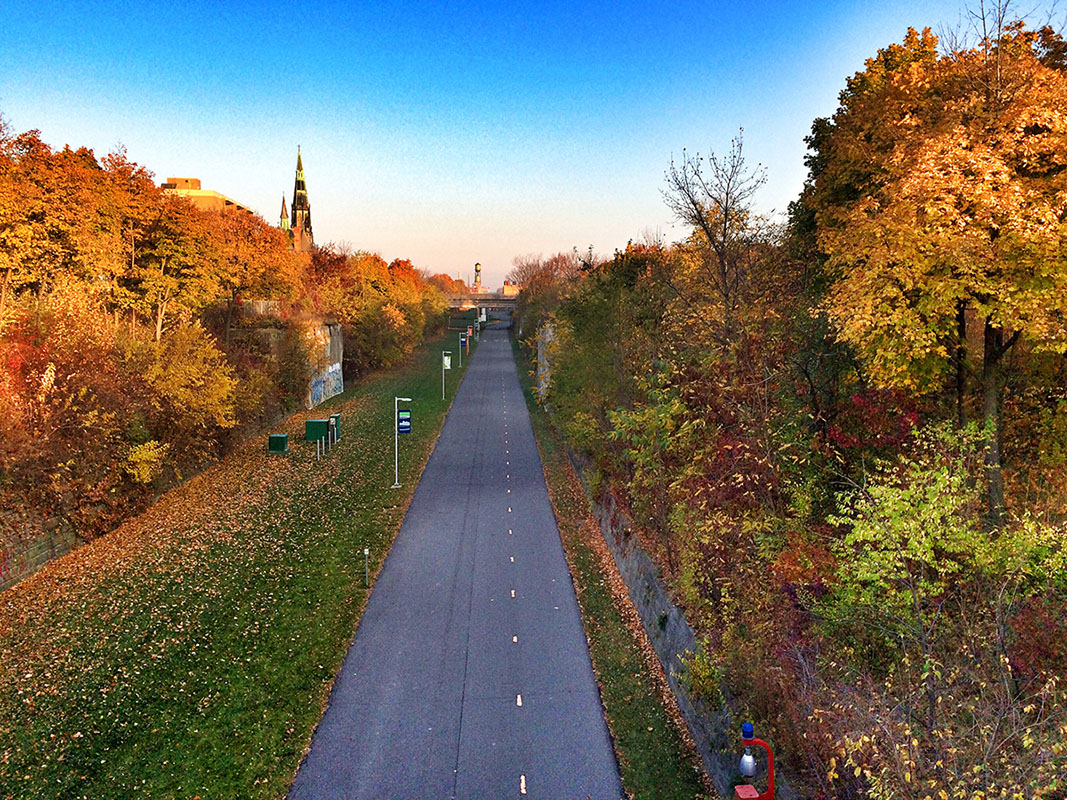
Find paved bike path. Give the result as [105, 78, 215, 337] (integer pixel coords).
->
[289, 325, 623, 799]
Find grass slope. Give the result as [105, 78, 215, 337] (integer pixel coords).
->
[0, 324, 476, 799]
[511, 333, 710, 800]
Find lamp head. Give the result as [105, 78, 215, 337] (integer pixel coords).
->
[740, 722, 757, 777]
[740, 747, 757, 778]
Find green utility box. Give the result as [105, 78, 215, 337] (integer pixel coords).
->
[305, 419, 330, 441]
[330, 412, 341, 441]
[268, 433, 289, 454]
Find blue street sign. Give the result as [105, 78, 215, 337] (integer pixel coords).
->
[397, 408, 411, 434]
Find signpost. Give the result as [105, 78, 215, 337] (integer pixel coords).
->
[392, 396, 412, 488]
[442, 351, 452, 400]
[458, 333, 464, 368]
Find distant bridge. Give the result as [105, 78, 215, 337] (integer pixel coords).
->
[443, 292, 518, 311]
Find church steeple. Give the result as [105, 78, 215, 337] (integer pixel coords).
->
[290, 146, 313, 251]
[279, 194, 290, 232]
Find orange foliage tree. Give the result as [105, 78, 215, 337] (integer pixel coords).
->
[809, 24, 1067, 527]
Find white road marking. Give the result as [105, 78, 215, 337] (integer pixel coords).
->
[520, 774, 527, 794]
[510, 556, 515, 563]
[509, 528, 513, 535]
[512, 635, 518, 643]
[511, 589, 515, 597]
[508, 506, 512, 513]
[516, 694, 523, 706]
[507, 488, 511, 493]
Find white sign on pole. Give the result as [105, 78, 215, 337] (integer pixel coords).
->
[443, 354, 452, 370]
[392, 395, 412, 488]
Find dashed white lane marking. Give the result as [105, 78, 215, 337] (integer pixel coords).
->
[512, 635, 518, 643]
[509, 528, 513, 535]
[516, 694, 523, 707]
[510, 556, 515, 563]
[507, 488, 511, 493]
[520, 774, 527, 794]
[511, 589, 515, 597]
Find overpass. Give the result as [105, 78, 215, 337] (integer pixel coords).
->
[443, 292, 519, 311]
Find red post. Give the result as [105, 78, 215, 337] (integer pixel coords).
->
[734, 725, 775, 800]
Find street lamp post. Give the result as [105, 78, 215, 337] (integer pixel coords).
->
[442, 351, 451, 400]
[734, 722, 776, 800]
[393, 395, 411, 488]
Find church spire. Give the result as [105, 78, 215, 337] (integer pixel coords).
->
[290, 146, 313, 251]
[279, 194, 290, 232]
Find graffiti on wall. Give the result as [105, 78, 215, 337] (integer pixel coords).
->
[305, 322, 345, 409]
[310, 362, 343, 407]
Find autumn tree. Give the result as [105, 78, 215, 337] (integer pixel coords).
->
[0, 132, 122, 327]
[98, 147, 166, 322]
[809, 22, 1067, 527]
[425, 272, 464, 293]
[131, 195, 217, 341]
[507, 252, 583, 336]
[211, 207, 294, 346]
[662, 131, 774, 342]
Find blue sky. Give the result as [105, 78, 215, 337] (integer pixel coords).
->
[1, 0, 1057, 287]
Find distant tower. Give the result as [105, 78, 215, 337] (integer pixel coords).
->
[474, 262, 484, 293]
[290, 147, 314, 252]
[279, 194, 290, 233]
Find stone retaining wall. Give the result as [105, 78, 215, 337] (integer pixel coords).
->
[583, 478, 796, 798]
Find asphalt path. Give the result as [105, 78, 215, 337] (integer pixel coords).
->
[289, 321, 623, 800]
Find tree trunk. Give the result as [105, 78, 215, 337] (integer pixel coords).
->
[982, 319, 1007, 530]
[956, 301, 967, 428]
[225, 293, 235, 348]
[34, 278, 47, 341]
[0, 267, 9, 320]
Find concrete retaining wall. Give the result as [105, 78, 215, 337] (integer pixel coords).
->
[305, 322, 343, 409]
[535, 321, 555, 402]
[582, 479, 796, 798]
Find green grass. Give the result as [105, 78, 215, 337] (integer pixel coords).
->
[511, 332, 710, 800]
[0, 327, 477, 799]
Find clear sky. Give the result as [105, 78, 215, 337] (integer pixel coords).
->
[1, 0, 1059, 288]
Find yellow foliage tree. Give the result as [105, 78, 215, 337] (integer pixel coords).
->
[810, 23, 1067, 527]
